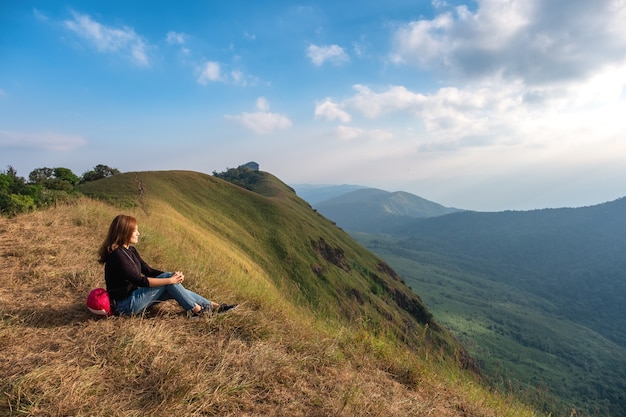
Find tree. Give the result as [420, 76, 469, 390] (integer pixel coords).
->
[81, 164, 121, 183]
[1, 166, 83, 215]
[0, 167, 33, 215]
[4, 166, 27, 194]
[6, 166, 20, 181]
[28, 167, 79, 191]
[29, 167, 54, 184]
[213, 165, 263, 191]
[53, 167, 80, 185]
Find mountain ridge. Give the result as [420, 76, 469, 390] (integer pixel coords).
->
[292, 183, 368, 205]
[311, 187, 462, 233]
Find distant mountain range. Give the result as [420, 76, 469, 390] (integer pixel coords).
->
[292, 185, 462, 233]
[292, 184, 368, 205]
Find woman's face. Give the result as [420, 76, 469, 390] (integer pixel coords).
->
[129, 226, 140, 245]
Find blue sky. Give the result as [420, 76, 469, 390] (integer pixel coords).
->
[2, 0, 626, 211]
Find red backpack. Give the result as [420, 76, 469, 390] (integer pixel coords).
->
[86, 288, 112, 316]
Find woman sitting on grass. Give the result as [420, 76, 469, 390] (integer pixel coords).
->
[98, 214, 236, 318]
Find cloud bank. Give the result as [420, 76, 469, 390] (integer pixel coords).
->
[392, 0, 626, 85]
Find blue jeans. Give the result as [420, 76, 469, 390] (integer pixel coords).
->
[115, 272, 212, 315]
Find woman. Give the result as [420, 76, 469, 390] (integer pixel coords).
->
[98, 214, 236, 318]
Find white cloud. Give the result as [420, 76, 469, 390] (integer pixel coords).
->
[33, 8, 48, 22]
[197, 62, 256, 86]
[314, 98, 352, 123]
[166, 31, 186, 45]
[307, 44, 349, 66]
[226, 113, 292, 135]
[256, 97, 270, 112]
[225, 98, 292, 134]
[328, 54, 626, 151]
[431, 0, 449, 9]
[335, 125, 393, 141]
[391, 13, 454, 68]
[392, 0, 626, 85]
[335, 125, 362, 141]
[64, 11, 150, 67]
[0, 131, 87, 151]
[129, 40, 149, 66]
[346, 84, 426, 118]
[166, 31, 191, 58]
[197, 61, 222, 84]
[231, 70, 245, 86]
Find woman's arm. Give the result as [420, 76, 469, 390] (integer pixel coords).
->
[119, 248, 184, 287]
[147, 271, 185, 287]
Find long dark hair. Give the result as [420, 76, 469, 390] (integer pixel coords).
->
[98, 214, 137, 264]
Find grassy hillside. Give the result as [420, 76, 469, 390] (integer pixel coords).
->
[0, 170, 541, 416]
[353, 202, 626, 417]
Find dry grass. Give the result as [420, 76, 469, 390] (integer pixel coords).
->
[0, 201, 540, 416]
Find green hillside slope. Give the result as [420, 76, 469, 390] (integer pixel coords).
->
[78, 171, 452, 351]
[353, 200, 626, 416]
[0, 170, 542, 416]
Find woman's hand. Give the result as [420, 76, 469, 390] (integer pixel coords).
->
[171, 271, 185, 285]
[148, 272, 185, 287]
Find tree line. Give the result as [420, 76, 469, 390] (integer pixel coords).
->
[212, 162, 262, 191]
[0, 164, 120, 216]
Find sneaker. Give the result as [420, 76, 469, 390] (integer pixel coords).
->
[216, 303, 238, 314]
[186, 305, 212, 319]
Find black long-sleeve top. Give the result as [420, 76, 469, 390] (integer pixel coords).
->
[104, 246, 164, 301]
